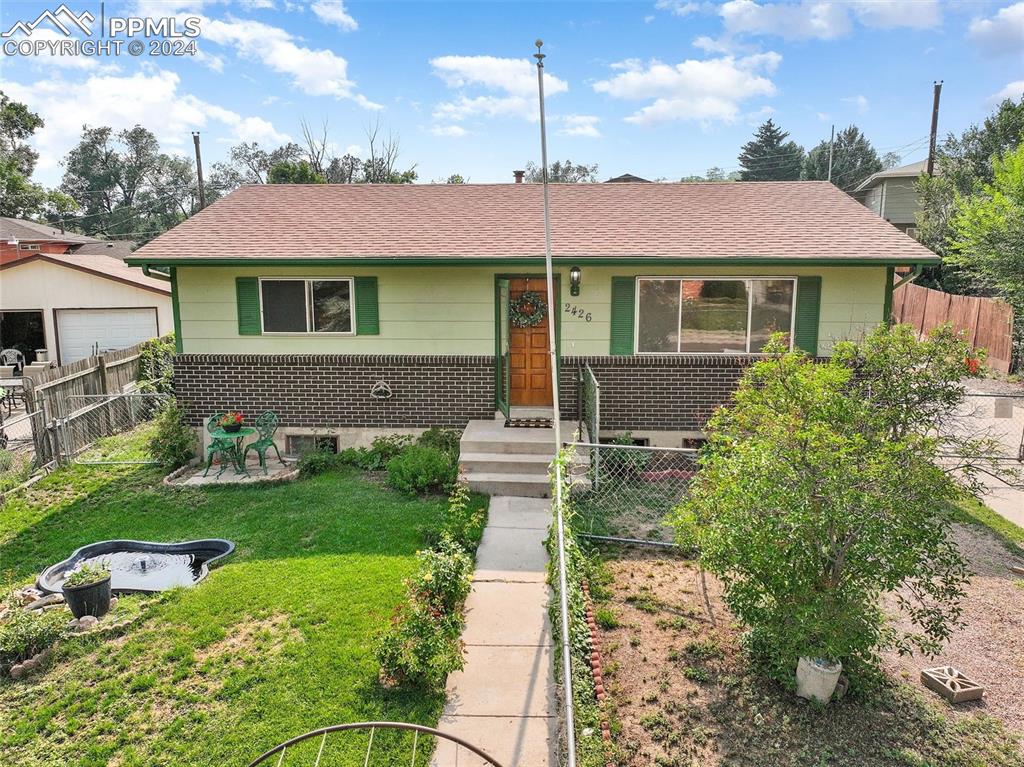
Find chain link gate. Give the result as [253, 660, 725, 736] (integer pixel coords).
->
[58, 393, 170, 465]
[945, 391, 1024, 487]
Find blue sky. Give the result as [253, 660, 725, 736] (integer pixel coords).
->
[2, 0, 1022, 188]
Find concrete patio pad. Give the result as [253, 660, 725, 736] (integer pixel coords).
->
[462, 580, 551, 646]
[473, 526, 549, 583]
[443, 644, 555, 717]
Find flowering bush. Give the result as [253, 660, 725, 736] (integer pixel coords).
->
[375, 482, 478, 689]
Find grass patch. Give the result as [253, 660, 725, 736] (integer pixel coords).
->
[0, 443, 486, 766]
[954, 496, 1024, 556]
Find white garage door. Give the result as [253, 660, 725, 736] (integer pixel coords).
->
[56, 308, 158, 363]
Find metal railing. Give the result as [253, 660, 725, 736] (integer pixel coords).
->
[245, 721, 505, 767]
[568, 442, 699, 540]
[579, 365, 600, 483]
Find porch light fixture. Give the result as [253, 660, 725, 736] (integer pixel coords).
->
[569, 265, 582, 296]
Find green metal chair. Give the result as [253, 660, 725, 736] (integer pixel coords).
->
[243, 411, 286, 475]
[203, 411, 238, 477]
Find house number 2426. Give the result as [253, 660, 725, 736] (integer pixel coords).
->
[564, 303, 592, 322]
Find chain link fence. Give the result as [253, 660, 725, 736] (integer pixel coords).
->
[944, 392, 1024, 487]
[58, 393, 169, 465]
[567, 442, 698, 541]
[0, 408, 51, 494]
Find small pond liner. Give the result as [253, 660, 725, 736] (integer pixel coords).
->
[37, 539, 235, 594]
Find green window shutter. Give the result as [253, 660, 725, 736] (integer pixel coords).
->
[609, 276, 636, 355]
[355, 277, 380, 335]
[794, 276, 822, 355]
[236, 277, 261, 335]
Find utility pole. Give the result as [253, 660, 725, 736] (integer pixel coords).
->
[826, 124, 835, 183]
[535, 37, 577, 767]
[926, 81, 943, 177]
[192, 131, 206, 210]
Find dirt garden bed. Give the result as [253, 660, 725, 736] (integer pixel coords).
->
[591, 524, 1024, 766]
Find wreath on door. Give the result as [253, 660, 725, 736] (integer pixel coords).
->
[510, 290, 547, 327]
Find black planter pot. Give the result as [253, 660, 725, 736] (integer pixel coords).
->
[62, 576, 112, 619]
[222, 423, 242, 433]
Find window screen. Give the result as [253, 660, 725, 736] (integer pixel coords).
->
[261, 280, 307, 332]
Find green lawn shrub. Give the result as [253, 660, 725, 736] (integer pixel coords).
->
[148, 398, 196, 469]
[387, 445, 455, 495]
[1, 596, 66, 674]
[416, 427, 461, 460]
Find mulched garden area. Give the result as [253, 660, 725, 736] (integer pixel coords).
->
[593, 535, 1024, 767]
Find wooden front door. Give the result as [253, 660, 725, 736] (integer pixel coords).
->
[509, 278, 553, 406]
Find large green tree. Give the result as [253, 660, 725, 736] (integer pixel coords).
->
[0, 91, 75, 219]
[60, 125, 199, 241]
[947, 143, 1024, 358]
[738, 119, 804, 181]
[267, 160, 326, 184]
[672, 325, 1011, 683]
[802, 124, 884, 191]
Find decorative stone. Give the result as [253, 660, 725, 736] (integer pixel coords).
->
[109, 597, 119, 609]
[834, 674, 849, 700]
[67, 618, 80, 630]
[9, 663, 25, 680]
[23, 594, 63, 611]
[20, 658, 36, 672]
[921, 666, 985, 703]
[78, 615, 99, 630]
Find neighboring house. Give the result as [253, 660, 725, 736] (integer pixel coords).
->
[852, 160, 929, 236]
[0, 218, 170, 364]
[126, 182, 938, 449]
[607, 173, 651, 183]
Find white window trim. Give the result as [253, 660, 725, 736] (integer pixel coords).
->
[633, 276, 797, 355]
[258, 277, 356, 336]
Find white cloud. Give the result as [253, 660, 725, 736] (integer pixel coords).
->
[239, 0, 275, 8]
[593, 53, 780, 125]
[717, 0, 940, 41]
[843, 94, 869, 113]
[311, 0, 358, 31]
[201, 16, 379, 107]
[3, 68, 288, 183]
[558, 114, 602, 138]
[968, 3, 1024, 56]
[430, 125, 468, 137]
[429, 55, 568, 123]
[990, 80, 1024, 103]
[655, 0, 700, 16]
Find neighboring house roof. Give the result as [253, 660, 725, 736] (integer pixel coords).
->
[0, 251, 171, 294]
[853, 160, 930, 193]
[0, 216, 96, 245]
[129, 182, 940, 265]
[72, 240, 137, 259]
[607, 173, 651, 183]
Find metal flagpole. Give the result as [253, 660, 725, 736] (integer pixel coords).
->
[535, 38, 577, 767]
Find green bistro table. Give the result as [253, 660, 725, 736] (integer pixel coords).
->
[210, 426, 257, 476]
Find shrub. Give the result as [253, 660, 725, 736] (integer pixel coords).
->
[148, 399, 196, 469]
[297, 449, 343, 478]
[602, 432, 651, 476]
[420, 481, 487, 551]
[670, 325, 1006, 683]
[374, 600, 465, 689]
[1, 598, 66, 674]
[137, 333, 175, 394]
[417, 427, 461, 460]
[387, 445, 455, 495]
[408, 537, 473, 613]
[360, 434, 413, 471]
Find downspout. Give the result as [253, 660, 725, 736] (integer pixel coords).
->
[893, 264, 924, 291]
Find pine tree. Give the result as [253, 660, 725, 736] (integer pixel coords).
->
[803, 125, 884, 191]
[738, 119, 805, 181]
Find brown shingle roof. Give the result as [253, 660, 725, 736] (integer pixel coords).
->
[130, 182, 939, 264]
[0, 252, 170, 294]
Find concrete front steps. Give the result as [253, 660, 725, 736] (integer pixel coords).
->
[460, 419, 584, 498]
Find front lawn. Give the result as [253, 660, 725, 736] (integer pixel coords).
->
[0, 454, 484, 766]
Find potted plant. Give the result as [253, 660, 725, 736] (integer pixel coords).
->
[62, 564, 112, 619]
[217, 411, 245, 433]
[796, 656, 843, 703]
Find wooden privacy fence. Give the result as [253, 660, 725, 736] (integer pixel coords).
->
[892, 282, 1015, 373]
[22, 341, 146, 419]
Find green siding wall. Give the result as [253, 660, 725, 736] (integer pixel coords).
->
[175, 264, 887, 356]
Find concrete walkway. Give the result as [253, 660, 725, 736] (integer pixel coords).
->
[434, 496, 556, 767]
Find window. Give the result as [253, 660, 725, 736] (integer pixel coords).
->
[260, 278, 353, 334]
[286, 434, 339, 456]
[635, 277, 796, 354]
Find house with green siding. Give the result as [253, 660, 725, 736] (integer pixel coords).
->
[852, 159, 929, 236]
[126, 180, 938, 454]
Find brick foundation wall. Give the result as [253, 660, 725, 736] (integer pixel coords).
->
[561, 355, 754, 432]
[174, 354, 496, 429]
[175, 353, 753, 433]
